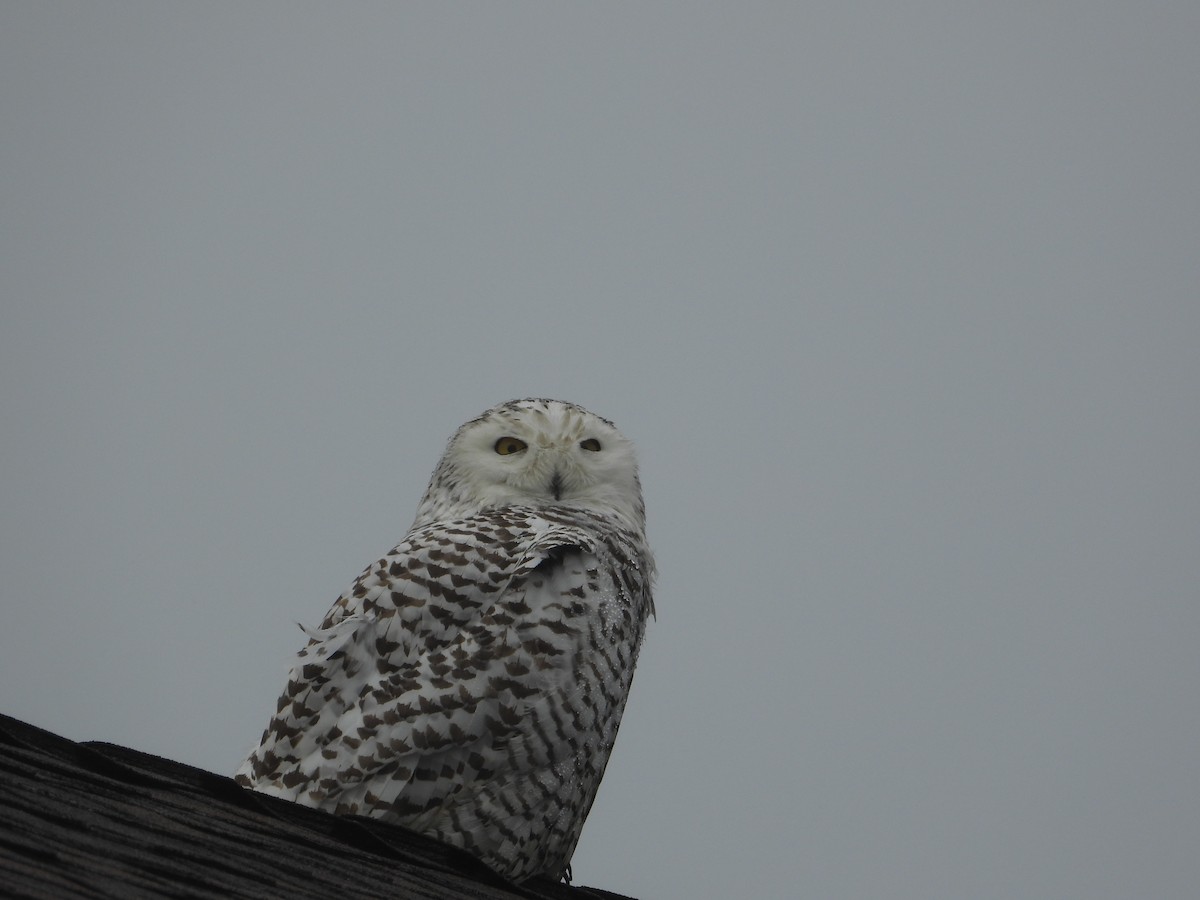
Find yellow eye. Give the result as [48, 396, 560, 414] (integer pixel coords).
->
[494, 436, 528, 455]
[580, 438, 602, 452]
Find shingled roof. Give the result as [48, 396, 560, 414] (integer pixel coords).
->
[0, 713, 635, 899]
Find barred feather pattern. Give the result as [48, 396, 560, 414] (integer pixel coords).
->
[235, 400, 654, 883]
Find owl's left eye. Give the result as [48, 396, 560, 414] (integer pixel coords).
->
[494, 436, 528, 455]
[579, 438, 602, 452]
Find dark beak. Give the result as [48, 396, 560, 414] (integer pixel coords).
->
[549, 471, 564, 500]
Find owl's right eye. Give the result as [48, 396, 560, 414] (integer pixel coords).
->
[494, 436, 528, 455]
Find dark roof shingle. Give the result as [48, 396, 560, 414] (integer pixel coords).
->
[0, 713, 634, 899]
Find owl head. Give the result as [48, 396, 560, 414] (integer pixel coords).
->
[413, 399, 645, 530]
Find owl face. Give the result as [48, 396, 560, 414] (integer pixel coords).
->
[415, 399, 645, 529]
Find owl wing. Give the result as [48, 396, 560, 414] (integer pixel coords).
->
[235, 508, 648, 857]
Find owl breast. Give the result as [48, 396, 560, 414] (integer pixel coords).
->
[236, 503, 653, 882]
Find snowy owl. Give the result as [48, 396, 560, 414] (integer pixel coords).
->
[235, 398, 655, 883]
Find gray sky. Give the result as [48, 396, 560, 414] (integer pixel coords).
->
[2, 4, 1198, 898]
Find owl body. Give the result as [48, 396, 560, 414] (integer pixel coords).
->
[236, 400, 654, 882]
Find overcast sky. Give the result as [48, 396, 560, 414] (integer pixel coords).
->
[2, 4, 1198, 898]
